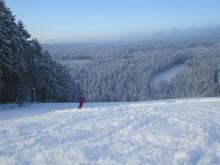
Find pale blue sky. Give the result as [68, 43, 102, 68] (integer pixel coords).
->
[5, 0, 220, 43]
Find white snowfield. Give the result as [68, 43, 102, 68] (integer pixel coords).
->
[1, 98, 220, 165]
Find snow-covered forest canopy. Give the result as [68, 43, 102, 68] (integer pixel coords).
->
[44, 37, 220, 102]
[0, 1, 80, 103]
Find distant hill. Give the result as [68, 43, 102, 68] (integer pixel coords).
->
[43, 26, 220, 59]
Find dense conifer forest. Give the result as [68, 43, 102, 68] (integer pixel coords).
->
[45, 38, 220, 102]
[0, 0, 79, 103]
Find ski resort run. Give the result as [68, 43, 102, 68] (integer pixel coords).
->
[1, 98, 220, 164]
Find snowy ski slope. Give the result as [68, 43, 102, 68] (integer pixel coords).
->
[0, 98, 220, 164]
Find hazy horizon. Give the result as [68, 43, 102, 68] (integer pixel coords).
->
[5, 0, 220, 44]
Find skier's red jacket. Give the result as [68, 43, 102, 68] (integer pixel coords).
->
[78, 97, 84, 108]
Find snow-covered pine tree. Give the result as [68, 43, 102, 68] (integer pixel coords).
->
[0, 0, 80, 103]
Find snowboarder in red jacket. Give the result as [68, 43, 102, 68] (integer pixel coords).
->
[78, 97, 84, 108]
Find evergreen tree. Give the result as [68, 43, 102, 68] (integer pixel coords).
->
[0, 0, 79, 103]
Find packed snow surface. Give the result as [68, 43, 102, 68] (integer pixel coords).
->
[1, 98, 220, 165]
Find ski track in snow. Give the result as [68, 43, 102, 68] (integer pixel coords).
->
[1, 98, 220, 165]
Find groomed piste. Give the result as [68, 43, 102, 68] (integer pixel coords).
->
[1, 98, 220, 164]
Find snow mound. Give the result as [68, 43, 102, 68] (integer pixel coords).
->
[1, 98, 220, 164]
